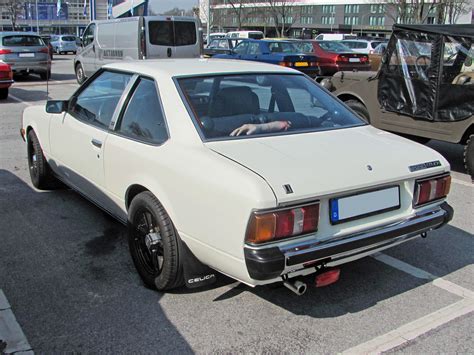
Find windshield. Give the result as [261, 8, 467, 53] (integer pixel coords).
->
[61, 36, 76, 42]
[2, 35, 44, 47]
[267, 42, 297, 53]
[317, 41, 352, 53]
[177, 74, 364, 141]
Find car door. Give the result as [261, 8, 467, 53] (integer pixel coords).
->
[104, 77, 170, 218]
[80, 23, 97, 76]
[241, 41, 261, 62]
[172, 20, 199, 58]
[49, 70, 134, 209]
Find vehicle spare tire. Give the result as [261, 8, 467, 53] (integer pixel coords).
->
[345, 100, 370, 123]
[464, 134, 474, 181]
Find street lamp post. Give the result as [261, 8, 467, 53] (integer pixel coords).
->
[36, 0, 39, 34]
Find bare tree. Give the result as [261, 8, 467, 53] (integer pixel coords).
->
[382, 0, 471, 24]
[263, 0, 300, 37]
[5, 0, 23, 31]
[226, 0, 246, 30]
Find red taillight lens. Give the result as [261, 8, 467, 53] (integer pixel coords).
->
[39, 47, 49, 53]
[414, 175, 451, 207]
[360, 55, 368, 62]
[0, 49, 12, 55]
[246, 203, 320, 244]
[278, 61, 292, 67]
[336, 55, 349, 63]
[309, 62, 319, 67]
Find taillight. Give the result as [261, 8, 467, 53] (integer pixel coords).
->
[360, 55, 368, 62]
[413, 174, 451, 207]
[39, 47, 49, 53]
[336, 55, 349, 63]
[0, 49, 12, 55]
[246, 203, 320, 244]
[309, 62, 319, 67]
[278, 61, 292, 67]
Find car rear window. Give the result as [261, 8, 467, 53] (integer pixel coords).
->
[370, 41, 383, 49]
[248, 32, 263, 39]
[294, 42, 314, 53]
[177, 74, 364, 141]
[268, 42, 297, 53]
[61, 36, 76, 42]
[318, 41, 352, 53]
[148, 21, 196, 46]
[342, 41, 368, 49]
[2, 35, 44, 47]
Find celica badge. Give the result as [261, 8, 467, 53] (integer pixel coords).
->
[409, 160, 441, 172]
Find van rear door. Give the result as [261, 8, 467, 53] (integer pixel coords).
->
[145, 17, 199, 58]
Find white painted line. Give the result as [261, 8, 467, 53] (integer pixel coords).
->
[0, 289, 33, 354]
[0, 290, 10, 310]
[452, 178, 473, 187]
[341, 299, 474, 354]
[7, 94, 33, 107]
[373, 253, 474, 300]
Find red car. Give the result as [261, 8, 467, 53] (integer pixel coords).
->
[293, 40, 370, 76]
[0, 62, 13, 99]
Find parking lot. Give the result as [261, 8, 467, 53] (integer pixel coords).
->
[0, 55, 473, 353]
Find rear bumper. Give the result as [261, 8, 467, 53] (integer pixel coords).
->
[244, 202, 453, 281]
[8, 62, 49, 73]
[0, 79, 13, 88]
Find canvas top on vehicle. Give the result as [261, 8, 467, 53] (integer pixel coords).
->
[377, 24, 473, 122]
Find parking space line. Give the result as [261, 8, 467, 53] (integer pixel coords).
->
[372, 253, 474, 300]
[0, 289, 33, 354]
[341, 298, 474, 354]
[7, 94, 33, 107]
[452, 178, 473, 187]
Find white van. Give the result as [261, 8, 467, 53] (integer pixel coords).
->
[226, 31, 264, 39]
[315, 33, 357, 41]
[74, 16, 200, 83]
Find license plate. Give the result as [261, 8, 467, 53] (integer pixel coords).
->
[295, 62, 308, 67]
[19, 53, 35, 58]
[330, 186, 400, 224]
[349, 58, 360, 63]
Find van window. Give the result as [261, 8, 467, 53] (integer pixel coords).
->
[148, 21, 196, 47]
[174, 22, 197, 46]
[248, 32, 263, 40]
[82, 24, 95, 47]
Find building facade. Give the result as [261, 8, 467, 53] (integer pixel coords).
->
[0, 0, 109, 36]
[202, 0, 474, 38]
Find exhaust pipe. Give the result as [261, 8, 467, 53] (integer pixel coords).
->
[283, 280, 307, 296]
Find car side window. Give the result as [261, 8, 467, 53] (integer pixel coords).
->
[233, 41, 249, 55]
[116, 78, 168, 144]
[218, 40, 229, 49]
[82, 23, 95, 47]
[69, 71, 132, 129]
[248, 42, 260, 55]
[208, 39, 219, 48]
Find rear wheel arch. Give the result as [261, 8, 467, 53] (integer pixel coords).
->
[125, 184, 150, 211]
[460, 124, 474, 145]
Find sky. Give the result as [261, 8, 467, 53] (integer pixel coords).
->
[149, 0, 198, 12]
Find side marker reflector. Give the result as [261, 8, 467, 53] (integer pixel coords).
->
[315, 268, 340, 287]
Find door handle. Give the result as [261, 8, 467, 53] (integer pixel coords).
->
[92, 44, 95, 53]
[91, 138, 102, 148]
[167, 47, 172, 57]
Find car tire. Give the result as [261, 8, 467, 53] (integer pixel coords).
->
[27, 130, 56, 190]
[40, 70, 50, 80]
[0, 88, 7, 100]
[346, 100, 370, 123]
[128, 191, 184, 291]
[464, 134, 474, 181]
[75, 63, 86, 84]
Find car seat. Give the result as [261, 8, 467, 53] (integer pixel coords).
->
[208, 86, 260, 117]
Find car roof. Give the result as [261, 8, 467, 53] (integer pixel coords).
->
[0, 31, 41, 37]
[104, 58, 297, 78]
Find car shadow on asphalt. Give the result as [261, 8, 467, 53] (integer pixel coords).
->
[9, 87, 52, 102]
[0, 169, 193, 352]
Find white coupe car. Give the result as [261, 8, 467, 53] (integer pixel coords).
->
[21, 59, 454, 295]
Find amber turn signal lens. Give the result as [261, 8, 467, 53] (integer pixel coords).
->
[246, 213, 276, 244]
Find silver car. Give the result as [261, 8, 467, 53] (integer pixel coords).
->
[50, 35, 77, 54]
[0, 32, 51, 80]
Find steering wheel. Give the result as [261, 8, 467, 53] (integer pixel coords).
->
[415, 55, 431, 80]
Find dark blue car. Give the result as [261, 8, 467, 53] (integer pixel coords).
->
[213, 39, 320, 78]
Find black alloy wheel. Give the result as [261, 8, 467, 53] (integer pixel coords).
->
[27, 130, 55, 189]
[128, 192, 183, 291]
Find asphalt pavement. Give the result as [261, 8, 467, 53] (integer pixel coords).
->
[0, 55, 473, 353]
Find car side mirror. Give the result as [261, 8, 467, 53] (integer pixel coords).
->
[46, 100, 68, 114]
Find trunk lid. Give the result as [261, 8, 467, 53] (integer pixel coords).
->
[206, 126, 447, 204]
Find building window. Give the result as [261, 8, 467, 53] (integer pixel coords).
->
[344, 4, 360, 13]
[322, 5, 335, 14]
[301, 6, 313, 14]
[321, 16, 335, 25]
[370, 4, 384, 13]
